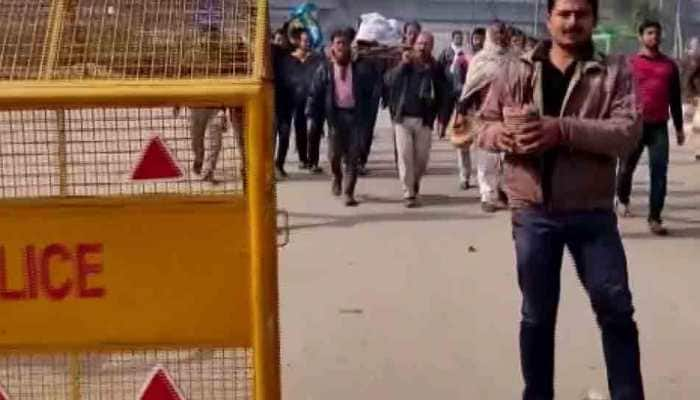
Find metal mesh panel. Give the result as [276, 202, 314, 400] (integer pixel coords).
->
[0, 354, 72, 398]
[52, 0, 257, 80]
[0, 348, 254, 399]
[0, 107, 246, 199]
[0, 0, 53, 80]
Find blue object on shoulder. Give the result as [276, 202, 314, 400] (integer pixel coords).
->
[289, 2, 323, 49]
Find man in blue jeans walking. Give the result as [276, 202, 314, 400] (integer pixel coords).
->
[617, 19, 686, 236]
[477, 0, 645, 399]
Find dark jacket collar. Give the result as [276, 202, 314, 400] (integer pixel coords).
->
[523, 40, 605, 73]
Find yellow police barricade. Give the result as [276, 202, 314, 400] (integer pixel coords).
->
[0, 0, 280, 399]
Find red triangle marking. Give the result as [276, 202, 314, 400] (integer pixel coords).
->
[0, 383, 9, 400]
[131, 136, 183, 181]
[139, 365, 186, 400]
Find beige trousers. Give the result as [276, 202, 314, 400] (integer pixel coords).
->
[395, 117, 432, 199]
[191, 108, 226, 174]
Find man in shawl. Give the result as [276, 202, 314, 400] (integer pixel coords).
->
[457, 21, 513, 212]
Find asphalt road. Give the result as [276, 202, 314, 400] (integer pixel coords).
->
[278, 110, 700, 400]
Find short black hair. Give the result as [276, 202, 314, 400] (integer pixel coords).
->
[547, 0, 598, 21]
[289, 27, 309, 41]
[452, 30, 463, 39]
[330, 28, 351, 43]
[472, 27, 486, 37]
[510, 27, 525, 38]
[344, 27, 357, 42]
[403, 20, 422, 34]
[638, 19, 662, 36]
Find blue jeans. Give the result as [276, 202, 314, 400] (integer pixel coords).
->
[512, 208, 644, 400]
[616, 123, 669, 222]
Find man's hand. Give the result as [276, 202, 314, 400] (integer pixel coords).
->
[401, 50, 413, 65]
[495, 127, 515, 153]
[677, 129, 686, 146]
[512, 117, 562, 155]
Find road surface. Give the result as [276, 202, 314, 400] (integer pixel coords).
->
[278, 111, 700, 400]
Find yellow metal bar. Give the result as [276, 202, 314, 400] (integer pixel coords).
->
[0, 77, 263, 87]
[253, 0, 269, 79]
[0, 81, 263, 109]
[39, 0, 66, 79]
[56, 109, 68, 195]
[70, 353, 81, 400]
[247, 80, 280, 399]
[0, 195, 245, 209]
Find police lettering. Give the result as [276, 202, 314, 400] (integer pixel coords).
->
[0, 243, 105, 301]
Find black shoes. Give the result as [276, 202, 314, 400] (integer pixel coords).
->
[332, 179, 342, 197]
[649, 220, 669, 236]
[344, 196, 359, 207]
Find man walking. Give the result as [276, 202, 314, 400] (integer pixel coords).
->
[438, 30, 471, 189]
[682, 37, 700, 162]
[190, 108, 226, 183]
[437, 30, 468, 140]
[463, 21, 513, 212]
[477, 0, 645, 399]
[277, 28, 323, 175]
[353, 39, 387, 176]
[470, 27, 486, 56]
[617, 19, 685, 235]
[307, 29, 368, 207]
[385, 32, 448, 208]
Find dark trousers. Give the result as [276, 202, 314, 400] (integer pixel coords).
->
[293, 101, 309, 165]
[360, 97, 381, 167]
[275, 106, 292, 169]
[616, 123, 669, 222]
[329, 109, 361, 197]
[308, 116, 324, 168]
[512, 208, 644, 400]
[275, 101, 308, 168]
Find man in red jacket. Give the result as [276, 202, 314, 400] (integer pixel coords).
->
[617, 19, 686, 236]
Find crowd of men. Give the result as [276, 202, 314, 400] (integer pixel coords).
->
[263, 0, 700, 399]
[269, 4, 700, 220]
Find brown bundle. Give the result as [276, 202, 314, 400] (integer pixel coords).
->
[354, 42, 410, 62]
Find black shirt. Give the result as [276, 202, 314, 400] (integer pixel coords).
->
[539, 50, 579, 206]
[541, 58, 577, 117]
[284, 52, 324, 105]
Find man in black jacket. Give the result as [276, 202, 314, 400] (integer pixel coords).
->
[307, 29, 370, 206]
[277, 28, 323, 176]
[437, 30, 467, 139]
[385, 31, 449, 207]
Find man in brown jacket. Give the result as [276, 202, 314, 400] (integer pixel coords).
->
[476, 0, 645, 399]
